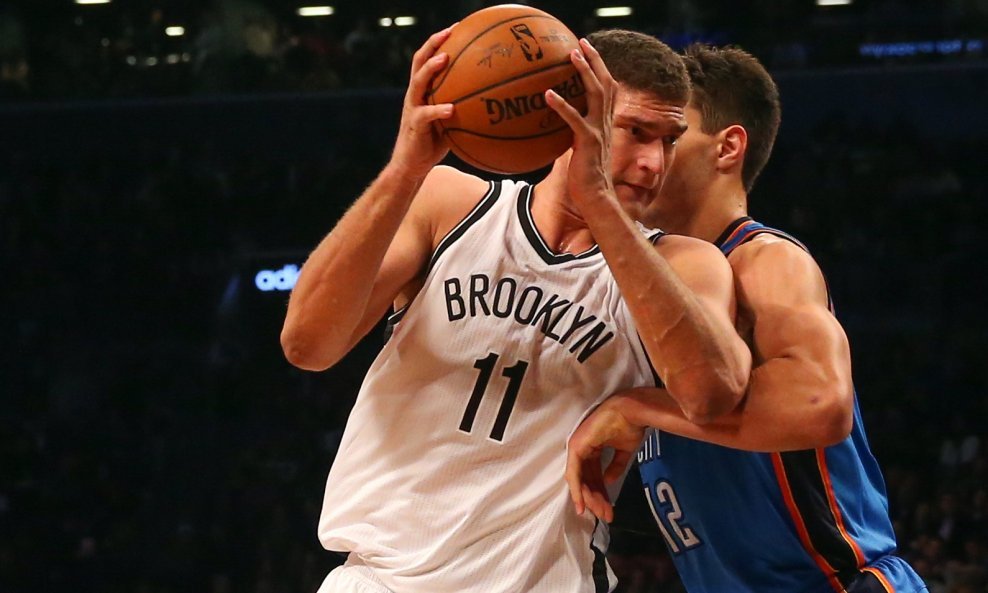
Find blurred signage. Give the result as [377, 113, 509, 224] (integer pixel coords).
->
[255, 264, 300, 292]
[860, 39, 984, 58]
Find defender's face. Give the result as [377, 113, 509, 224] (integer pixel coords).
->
[609, 85, 687, 220]
[654, 105, 718, 214]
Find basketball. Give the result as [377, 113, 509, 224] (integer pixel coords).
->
[428, 4, 587, 174]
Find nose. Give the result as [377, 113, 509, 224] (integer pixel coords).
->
[636, 142, 666, 179]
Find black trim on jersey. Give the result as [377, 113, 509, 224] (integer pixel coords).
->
[516, 184, 602, 265]
[426, 180, 500, 275]
[589, 519, 610, 593]
[382, 305, 409, 344]
[778, 450, 862, 590]
[846, 571, 893, 593]
[736, 227, 809, 253]
[718, 219, 836, 313]
[639, 333, 664, 388]
[387, 306, 408, 324]
[713, 216, 753, 249]
[637, 230, 667, 387]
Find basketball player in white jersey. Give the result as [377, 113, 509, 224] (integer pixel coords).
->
[281, 28, 751, 593]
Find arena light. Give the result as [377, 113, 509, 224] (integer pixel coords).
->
[816, 0, 852, 5]
[75, 0, 111, 4]
[379, 17, 393, 27]
[394, 16, 417, 27]
[595, 6, 633, 17]
[165, 26, 185, 37]
[297, 6, 334, 17]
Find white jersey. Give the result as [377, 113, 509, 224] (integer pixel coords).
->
[319, 179, 660, 593]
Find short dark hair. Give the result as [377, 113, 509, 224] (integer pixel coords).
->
[586, 29, 690, 106]
[682, 44, 781, 193]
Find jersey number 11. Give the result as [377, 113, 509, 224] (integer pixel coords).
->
[459, 352, 529, 442]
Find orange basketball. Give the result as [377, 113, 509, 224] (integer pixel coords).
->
[428, 4, 587, 174]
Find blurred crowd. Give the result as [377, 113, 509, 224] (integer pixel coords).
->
[2, 0, 988, 100]
[3, 0, 988, 590]
[2, 82, 987, 591]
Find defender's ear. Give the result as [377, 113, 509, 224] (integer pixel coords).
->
[716, 124, 747, 172]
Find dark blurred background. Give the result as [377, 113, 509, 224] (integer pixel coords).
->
[1, 0, 986, 592]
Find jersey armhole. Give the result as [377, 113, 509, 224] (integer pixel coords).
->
[383, 305, 408, 344]
[636, 333, 664, 388]
[424, 180, 501, 275]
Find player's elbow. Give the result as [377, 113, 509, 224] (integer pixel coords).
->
[821, 385, 854, 446]
[668, 370, 747, 425]
[280, 324, 340, 372]
[807, 384, 854, 447]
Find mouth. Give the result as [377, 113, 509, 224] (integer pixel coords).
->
[615, 181, 655, 200]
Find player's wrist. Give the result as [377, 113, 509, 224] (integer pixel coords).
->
[614, 388, 666, 427]
[381, 159, 431, 189]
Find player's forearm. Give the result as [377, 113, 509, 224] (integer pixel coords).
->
[738, 353, 853, 449]
[607, 387, 747, 447]
[580, 193, 749, 421]
[616, 356, 851, 452]
[281, 163, 424, 370]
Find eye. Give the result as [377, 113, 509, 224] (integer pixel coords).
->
[664, 135, 680, 146]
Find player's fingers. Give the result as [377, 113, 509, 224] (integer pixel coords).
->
[545, 88, 589, 137]
[410, 103, 455, 126]
[603, 450, 632, 484]
[411, 25, 455, 75]
[567, 48, 605, 125]
[407, 52, 449, 105]
[581, 483, 602, 519]
[565, 449, 587, 515]
[579, 38, 616, 93]
[578, 39, 616, 125]
[583, 483, 614, 523]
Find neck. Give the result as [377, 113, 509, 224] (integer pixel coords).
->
[658, 177, 748, 244]
[531, 156, 597, 254]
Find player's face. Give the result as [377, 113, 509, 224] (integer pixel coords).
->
[651, 105, 718, 220]
[609, 85, 687, 220]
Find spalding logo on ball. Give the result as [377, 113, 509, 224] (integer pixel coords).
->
[428, 4, 588, 174]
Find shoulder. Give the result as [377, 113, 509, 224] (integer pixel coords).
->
[411, 165, 494, 248]
[655, 233, 734, 297]
[417, 165, 491, 210]
[729, 234, 828, 307]
[656, 233, 731, 270]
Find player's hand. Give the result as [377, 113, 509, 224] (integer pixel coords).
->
[566, 395, 646, 523]
[544, 38, 616, 207]
[389, 25, 457, 179]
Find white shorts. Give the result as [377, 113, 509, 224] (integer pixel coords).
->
[316, 559, 394, 593]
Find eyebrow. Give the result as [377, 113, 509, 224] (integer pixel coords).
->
[617, 115, 688, 135]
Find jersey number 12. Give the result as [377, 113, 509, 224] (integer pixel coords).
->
[460, 352, 529, 442]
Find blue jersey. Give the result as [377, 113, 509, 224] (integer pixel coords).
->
[637, 218, 926, 593]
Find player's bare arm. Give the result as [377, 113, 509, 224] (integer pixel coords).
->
[572, 235, 852, 455]
[547, 39, 750, 422]
[725, 235, 854, 447]
[281, 26, 487, 371]
[610, 237, 854, 450]
[566, 236, 853, 521]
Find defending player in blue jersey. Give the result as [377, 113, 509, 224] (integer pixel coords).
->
[565, 44, 927, 592]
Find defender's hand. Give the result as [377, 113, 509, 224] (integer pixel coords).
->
[566, 395, 646, 523]
[390, 25, 457, 179]
[545, 38, 617, 207]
